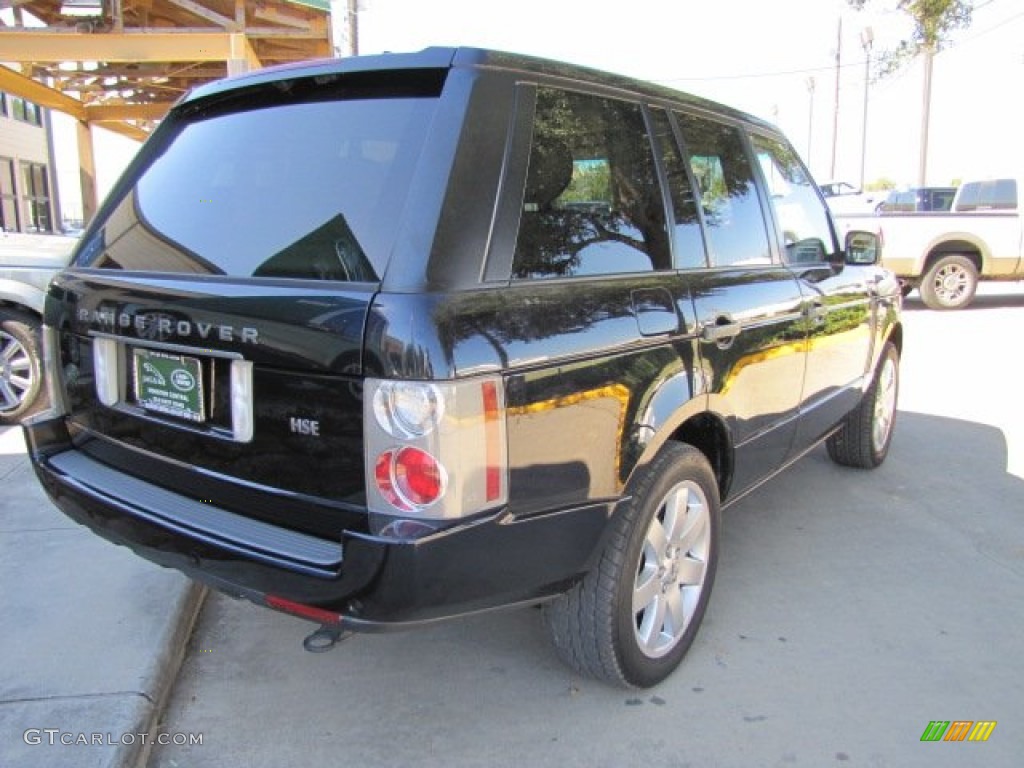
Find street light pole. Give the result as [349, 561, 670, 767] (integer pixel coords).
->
[830, 15, 842, 180]
[859, 26, 874, 190]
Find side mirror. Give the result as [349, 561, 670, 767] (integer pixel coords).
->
[845, 230, 880, 265]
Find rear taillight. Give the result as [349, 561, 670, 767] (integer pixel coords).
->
[364, 376, 508, 521]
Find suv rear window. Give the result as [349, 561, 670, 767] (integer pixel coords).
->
[78, 78, 441, 281]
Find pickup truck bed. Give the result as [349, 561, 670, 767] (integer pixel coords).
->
[834, 206, 1023, 310]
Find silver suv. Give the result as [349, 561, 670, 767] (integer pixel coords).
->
[0, 232, 74, 423]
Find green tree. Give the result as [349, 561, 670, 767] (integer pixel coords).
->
[848, 1, 973, 185]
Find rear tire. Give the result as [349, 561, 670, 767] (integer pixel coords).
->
[827, 342, 899, 469]
[919, 254, 977, 310]
[544, 443, 720, 688]
[0, 310, 46, 425]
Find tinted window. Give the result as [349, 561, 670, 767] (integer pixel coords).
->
[512, 88, 670, 279]
[955, 179, 1017, 211]
[675, 112, 772, 267]
[751, 133, 836, 264]
[925, 188, 956, 211]
[650, 111, 707, 269]
[80, 93, 437, 280]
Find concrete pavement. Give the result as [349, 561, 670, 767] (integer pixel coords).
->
[0, 426, 206, 768]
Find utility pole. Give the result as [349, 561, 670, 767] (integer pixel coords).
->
[918, 45, 934, 186]
[806, 77, 816, 164]
[348, 0, 359, 56]
[859, 27, 873, 190]
[830, 15, 842, 181]
[330, 0, 359, 57]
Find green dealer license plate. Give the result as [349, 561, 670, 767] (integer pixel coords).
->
[132, 348, 205, 423]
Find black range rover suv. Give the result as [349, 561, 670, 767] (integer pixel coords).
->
[26, 47, 901, 688]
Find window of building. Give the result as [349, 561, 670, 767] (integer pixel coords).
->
[0, 158, 19, 232]
[20, 161, 52, 232]
[11, 96, 42, 127]
[0, 92, 8, 118]
[674, 112, 772, 268]
[512, 88, 671, 279]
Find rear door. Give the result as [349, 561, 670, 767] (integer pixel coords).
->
[670, 111, 807, 497]
[479, 85, 702, 515]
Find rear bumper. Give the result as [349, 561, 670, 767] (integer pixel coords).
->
[25, 418, 613, 629]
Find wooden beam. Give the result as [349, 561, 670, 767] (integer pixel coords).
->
[252, 6, 314, 30]
[86, 102, 173, 121]
[111, 0, 125, 33]
[0, 30, 244, 63]
[0, 64, 86, 120]
[227, 32, 260, 75]
[77, 120, 98, 223]
[166, 0, 238, 30]
[243, 26, 325, 38]
[97, 120, 150, 142]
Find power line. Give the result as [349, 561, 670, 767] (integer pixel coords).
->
[646, 3, 1024, 86]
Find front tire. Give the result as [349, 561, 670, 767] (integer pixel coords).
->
[827, 341, 899, 469]
[0, 310, 46, 425]
[544, 443, 720, 688]
[919, 254, 977, 310]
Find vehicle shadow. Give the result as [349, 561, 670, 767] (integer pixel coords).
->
[172, 408, 1022, 678]
[153, 407, 1024, 767]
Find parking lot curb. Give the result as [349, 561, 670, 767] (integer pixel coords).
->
[121, 582, 207, 768]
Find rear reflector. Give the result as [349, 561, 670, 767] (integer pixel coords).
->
[482, 380, 502, 502]
[265, 595, 342, 626]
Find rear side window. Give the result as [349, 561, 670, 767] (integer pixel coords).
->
[649, 110, 707, 269]
[512, 88, 670, 279]
[751, 133, 837, 264]
[78, 82, 440, 281]
[675, 112, 771, 268]
[955, 179, 1017, 211]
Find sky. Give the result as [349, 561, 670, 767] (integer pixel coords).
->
[355, 0, 1024, 186]
[47, 0, 1024, 221]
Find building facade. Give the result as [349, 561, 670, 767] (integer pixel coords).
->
[0, 91, 57, 234]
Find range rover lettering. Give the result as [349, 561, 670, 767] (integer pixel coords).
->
[25, 48, 901, 688]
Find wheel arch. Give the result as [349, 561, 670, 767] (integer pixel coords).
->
[615, 412, 732, 510]
[885, 322, 903, 358]
[923, 240, 982, 276]
[623, 377, 734, 504]
[0, 300, 43, 323]
[670, 412, 733, 502]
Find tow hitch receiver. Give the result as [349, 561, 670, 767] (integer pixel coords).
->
[303, 625, 352, 653]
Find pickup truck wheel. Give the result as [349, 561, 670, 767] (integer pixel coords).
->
[0, 311, 46, 425]
[827, 342, 899, 469]
[543, 443, 720, 688]
[919, 254, 977, 310]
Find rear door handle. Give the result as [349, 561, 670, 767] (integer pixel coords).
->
[700, 315, 742, 344]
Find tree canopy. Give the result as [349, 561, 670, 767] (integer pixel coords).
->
[848, 0, 973, 77]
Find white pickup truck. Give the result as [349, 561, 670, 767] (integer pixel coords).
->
[834, 177, 1022, 309]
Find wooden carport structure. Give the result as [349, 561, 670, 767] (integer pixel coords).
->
[0, 1, 340, 221]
